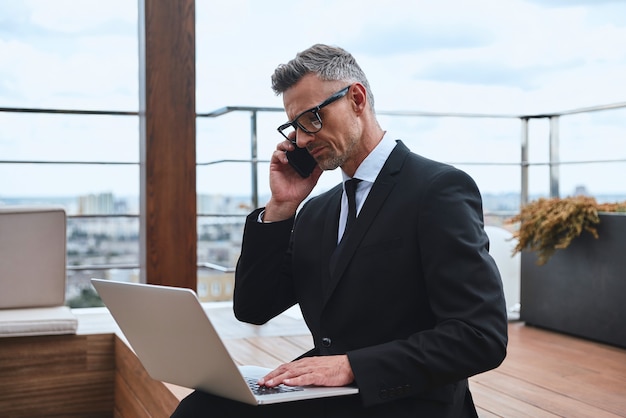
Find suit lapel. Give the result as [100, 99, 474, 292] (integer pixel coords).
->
[323, 141, 410, 305]
[315, 186, 340, 297]
[322, 187, 342, 270]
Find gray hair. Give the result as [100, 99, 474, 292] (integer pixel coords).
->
[271, 44, 375, 111]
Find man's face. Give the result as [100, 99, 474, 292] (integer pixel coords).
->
[282, 74, 360, 171]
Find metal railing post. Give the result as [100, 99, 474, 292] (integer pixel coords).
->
[521, 117, 529, 207]
[250, 110, 259, 209]
[549, 116, 560, 198]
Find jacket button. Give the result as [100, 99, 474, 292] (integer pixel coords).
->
[321, 337, 332, 347]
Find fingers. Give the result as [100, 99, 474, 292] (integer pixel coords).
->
[277, 138, 295, 152]
[258, 356, 354, 388]
[271, 140, 295, 165]
[271, 149, 289, 165]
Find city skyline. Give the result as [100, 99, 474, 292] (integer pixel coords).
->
[3, 188, 625, 218]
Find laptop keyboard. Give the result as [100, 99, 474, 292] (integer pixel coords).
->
[245, 377, 304, 396]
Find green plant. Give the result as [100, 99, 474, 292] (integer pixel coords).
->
[507, 196, 626, 265]
[66, 286, 105, 308]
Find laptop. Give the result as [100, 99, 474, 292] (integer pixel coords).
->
[91, 279, 359, 405]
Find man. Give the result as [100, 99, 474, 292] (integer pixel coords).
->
[172, 44, 507, 417]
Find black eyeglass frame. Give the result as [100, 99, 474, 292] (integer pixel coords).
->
[277, 85, 351, 141]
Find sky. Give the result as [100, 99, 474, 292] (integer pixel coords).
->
[1, 0, 625, 201]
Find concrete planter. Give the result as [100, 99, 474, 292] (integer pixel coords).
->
[520, 213, 626, 349]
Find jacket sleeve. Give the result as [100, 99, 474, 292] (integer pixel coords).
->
[233, 209, 297, 325]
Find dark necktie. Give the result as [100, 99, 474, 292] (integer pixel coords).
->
[344, 178, 361, 236]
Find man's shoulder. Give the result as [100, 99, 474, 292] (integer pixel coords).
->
[390, 142, 457, 177]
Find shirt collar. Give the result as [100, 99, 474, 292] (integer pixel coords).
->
[342, 132, 397, 183]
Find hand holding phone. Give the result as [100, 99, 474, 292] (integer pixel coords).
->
[285, 142, 317, 178]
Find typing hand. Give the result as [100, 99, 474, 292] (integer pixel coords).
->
[258, 355, 354, 388]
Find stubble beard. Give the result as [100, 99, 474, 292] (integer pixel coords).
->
[314, 136, 359, 171]
[317, 152, 345, 171]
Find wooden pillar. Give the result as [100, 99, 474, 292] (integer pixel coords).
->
[138, 0, 196, 289]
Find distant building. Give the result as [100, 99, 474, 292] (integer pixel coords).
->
[78, 192, 115, 214]
[573, 185, 590, 196]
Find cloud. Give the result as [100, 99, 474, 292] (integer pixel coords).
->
[346, 23, 493, 56]
[525, 0, 626, 26]
[525, 0, 624, 7]
[0, 0, 138, 110]
[414, 58, 586, 89]
[25, 0, 136, 33]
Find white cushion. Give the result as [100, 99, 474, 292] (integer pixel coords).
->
[0, 206, 67, 309]
[0, 306, 78, 337]
[485, 225, 521, 315]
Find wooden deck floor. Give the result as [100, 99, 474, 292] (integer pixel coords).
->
[470, 322, 626, 417]
[74, 306, 626, 417]
[217, 322, 626, 418]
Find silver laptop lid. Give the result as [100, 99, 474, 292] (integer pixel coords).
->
[92, 279, 359, 405]
[91, 279, 257, 404]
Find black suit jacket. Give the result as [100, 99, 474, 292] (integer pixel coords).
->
[234, 141, 508, 417]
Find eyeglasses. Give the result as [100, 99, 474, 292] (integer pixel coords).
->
[277, 85, 351, 141]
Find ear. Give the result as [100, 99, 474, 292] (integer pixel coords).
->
[350, 83, 367, 115]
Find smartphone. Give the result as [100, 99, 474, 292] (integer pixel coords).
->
[286, 143, 317, 178]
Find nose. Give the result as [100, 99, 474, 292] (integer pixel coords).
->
[295, 129, 314, 149]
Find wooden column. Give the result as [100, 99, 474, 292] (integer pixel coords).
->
[138, 0, 196, 289]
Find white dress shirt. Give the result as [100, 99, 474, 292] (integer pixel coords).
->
[337, 133, 396, 243]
